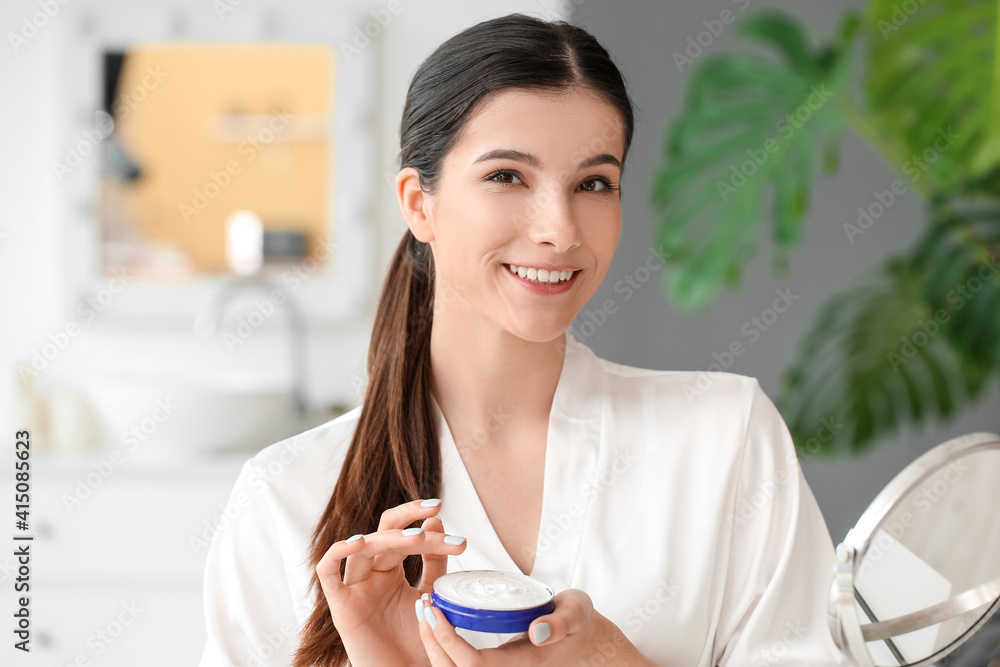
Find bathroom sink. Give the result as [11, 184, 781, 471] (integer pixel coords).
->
[84, 371, 312, 455]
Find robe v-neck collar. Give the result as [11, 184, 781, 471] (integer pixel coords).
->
[431, 329, 603, 593]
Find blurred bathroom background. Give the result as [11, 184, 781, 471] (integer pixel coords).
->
[0, 0, 997, 664]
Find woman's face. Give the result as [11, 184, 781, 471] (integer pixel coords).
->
[408, 87, 625, 344]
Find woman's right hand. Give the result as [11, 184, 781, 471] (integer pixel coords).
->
[316, 498, 468, 667]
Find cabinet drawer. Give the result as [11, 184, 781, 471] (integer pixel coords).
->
[25, 584, 206, 666]
[29, 463, 243, 583]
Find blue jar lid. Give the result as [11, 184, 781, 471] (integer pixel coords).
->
[431, 570, 556, 634]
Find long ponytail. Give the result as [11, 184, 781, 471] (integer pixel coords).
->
[293, 230, 438, 666]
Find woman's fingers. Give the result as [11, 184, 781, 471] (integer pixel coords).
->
[418, 601, 481, 666]
[316, 533, 366, 610]
[418, 516, 466, 594]
[529, 588, 594, 646]
[377, 497, 444, 531]
[343, 527, 465, 585]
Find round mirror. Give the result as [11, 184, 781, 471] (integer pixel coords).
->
[830, 431, 1000, 667]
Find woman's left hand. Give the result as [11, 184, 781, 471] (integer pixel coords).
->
[416, 588, 656, 666]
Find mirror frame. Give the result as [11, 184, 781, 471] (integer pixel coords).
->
[57, 1, 380, 326]
[829, 431, 1000, 667]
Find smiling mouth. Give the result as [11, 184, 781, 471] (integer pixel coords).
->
[504, 263, 579, 285]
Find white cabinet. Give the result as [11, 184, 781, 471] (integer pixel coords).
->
[10, 452, 246, 666]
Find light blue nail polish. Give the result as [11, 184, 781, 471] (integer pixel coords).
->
[443, 535, 466, 546]
[423, 606, 437, 629]
[415, 599, 424, 623]
[402, 527, 424, 536]
[346, 533, 363, 543]
[420, 498, 442, 508]
[534, 622, 551, 644]
[421, 593, 430, 601]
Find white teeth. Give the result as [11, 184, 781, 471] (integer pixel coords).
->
[506, 264, 575, 285]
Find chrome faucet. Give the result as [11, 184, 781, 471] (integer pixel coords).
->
[194, 279, 309, 428]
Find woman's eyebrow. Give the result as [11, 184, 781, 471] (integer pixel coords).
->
[472, 148, 621, 171]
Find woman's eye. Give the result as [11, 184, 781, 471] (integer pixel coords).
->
[487, 170, 522, 186]
[580, 177, 615, 192]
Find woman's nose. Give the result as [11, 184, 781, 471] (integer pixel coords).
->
[522, 188, 581, 253]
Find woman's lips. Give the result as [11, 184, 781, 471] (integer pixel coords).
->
[503, 263, 579, 294]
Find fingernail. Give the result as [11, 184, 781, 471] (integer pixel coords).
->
[346, 533, 363, 543]
[420, 498, 441, 508]
[421, 593, 430, 601]
[402, 527, 424, 536]
[443, 535, 466, 546]
[415, 598, 424, 623]
[534, 622, 550, 644]
[424, 606, 437, 629]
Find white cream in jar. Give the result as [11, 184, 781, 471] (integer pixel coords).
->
[431, 569, 555, 632]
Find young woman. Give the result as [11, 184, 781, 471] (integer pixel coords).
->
[200, 13, 846, 667]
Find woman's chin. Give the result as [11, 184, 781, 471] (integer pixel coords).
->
[504, 321, 574, 345]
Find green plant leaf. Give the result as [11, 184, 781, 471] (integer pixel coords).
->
[911, 193, 1000, 372]
[864, 0, 999, 188]
[779, 260, 986, 458]
[651, 9, 853, 309]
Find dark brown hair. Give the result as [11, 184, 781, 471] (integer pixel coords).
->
[293, 13, 635, 666]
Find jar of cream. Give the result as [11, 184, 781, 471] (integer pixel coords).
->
[431, 569, 556, 633]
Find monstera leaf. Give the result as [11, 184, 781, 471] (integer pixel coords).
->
[865, 0, 1000, 190]
[777, 0, 1000, 456]
[909, 190, 1000, 371]
[650, 10, 859, 309]
[780, 203, 1000, 457]
[653, 0, 1000, 455]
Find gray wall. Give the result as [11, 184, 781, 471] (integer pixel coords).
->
[569, 0, 1000, 542]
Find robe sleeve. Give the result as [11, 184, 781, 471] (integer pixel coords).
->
[199, 459, 304, 667]
[713, 379, 847, 667]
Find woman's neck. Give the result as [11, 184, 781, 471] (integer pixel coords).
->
[428, 307, 566, 451]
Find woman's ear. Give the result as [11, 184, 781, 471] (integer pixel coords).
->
[396, 167, 435, 243]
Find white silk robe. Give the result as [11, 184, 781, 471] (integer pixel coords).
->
[199, 330, 847, 666]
